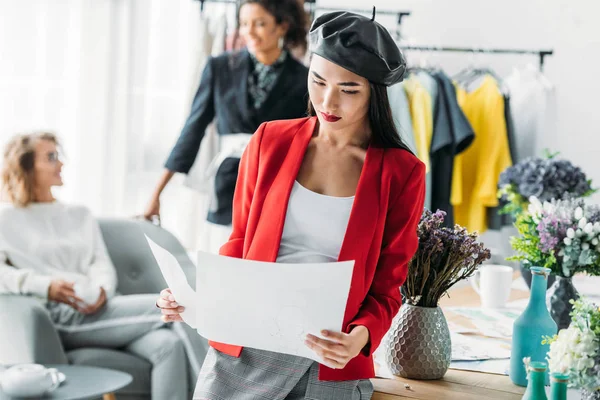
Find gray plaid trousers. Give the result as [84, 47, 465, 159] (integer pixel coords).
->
[193, 347, 373, 400]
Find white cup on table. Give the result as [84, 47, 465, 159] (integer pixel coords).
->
[470, 264, 514, 308]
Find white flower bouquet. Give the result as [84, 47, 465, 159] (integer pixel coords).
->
[544, 299, 600, 391]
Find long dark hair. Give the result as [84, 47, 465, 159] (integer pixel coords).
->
[236, 0, 309, 51]
[307, 82, 413, 152]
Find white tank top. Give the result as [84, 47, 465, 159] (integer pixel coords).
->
[276, 181, 355, 264]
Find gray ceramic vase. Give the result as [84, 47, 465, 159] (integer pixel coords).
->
[384, 304, 451, 379]
[547, 276, 580, 331]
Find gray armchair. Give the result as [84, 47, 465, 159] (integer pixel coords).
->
[0, 219, 207, 399]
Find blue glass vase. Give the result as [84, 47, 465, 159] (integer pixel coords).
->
[522, 361, 548, 400]
[510, 267, 557, 387]
[549, 373, 568, 400]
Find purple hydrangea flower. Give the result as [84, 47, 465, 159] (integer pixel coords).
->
[499, 157, 592, 202]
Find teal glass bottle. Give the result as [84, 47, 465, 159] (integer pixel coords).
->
[510, 266, 557, 387]
[522, 361, 549, 400]
[550, 373, 568, 400]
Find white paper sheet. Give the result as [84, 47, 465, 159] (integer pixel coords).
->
[451, 332, 511, 361]
[445, 307, 521, 338]
[195, 251, 355, 362]
[145, 235, 197, 328]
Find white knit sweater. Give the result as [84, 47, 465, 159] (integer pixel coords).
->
[0, 202, 117, 300]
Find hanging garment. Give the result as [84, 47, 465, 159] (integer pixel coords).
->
[165, 49, 309, 226]
[211, 14, 227, 57]
[451, 75, 512, 233]
[415, 71, 439, 211]
[504, 95, 518, 163]
[416, 71, 438, 117]
[404, 74, 433, 210]
[504, 64, 555, 160]
[387, 82, 417, 154]
[430, 71, 474, 226]
[184, 15, 219, 194]
[487, 94, 518, 230]
[403, 75, 432, 171]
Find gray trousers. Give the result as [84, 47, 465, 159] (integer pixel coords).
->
[193, 347, 373, 400]
[48, 294, 207, 399]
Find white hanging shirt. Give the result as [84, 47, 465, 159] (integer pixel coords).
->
[504, 64, 556, 160]
[276, 181, 354, 264]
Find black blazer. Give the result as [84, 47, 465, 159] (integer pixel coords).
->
[165, 49, 309, 174]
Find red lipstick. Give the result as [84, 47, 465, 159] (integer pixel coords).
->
[320, 111, 341, 123]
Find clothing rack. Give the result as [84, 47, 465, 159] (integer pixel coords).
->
[304, 1, 410, 39]
[313, 6, 410, 26]
[197, 0, 237, 13]
[399, 45, 554, 72]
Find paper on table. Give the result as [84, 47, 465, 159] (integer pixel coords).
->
[445, 307, 520, 338]
[451, 332, 511, 361]
[145, 235, 197, 328]
[195, 251, 355, 363]
[447, 320, 478, 335]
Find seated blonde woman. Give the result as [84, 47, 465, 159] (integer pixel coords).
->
[0, 132, 196, 399]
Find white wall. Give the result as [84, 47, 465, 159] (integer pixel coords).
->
[319, 0, 600, 203]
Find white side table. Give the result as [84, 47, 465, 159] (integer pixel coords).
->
[0, 364, 132, 400]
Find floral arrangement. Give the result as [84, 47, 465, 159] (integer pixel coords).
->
[403, 209, 491, 307]
[543, 298, 600, 391]
[498, 153, 594, 218]
[509, 197, 600, 277]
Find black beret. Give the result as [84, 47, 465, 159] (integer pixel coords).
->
[309, 10, 407, 86]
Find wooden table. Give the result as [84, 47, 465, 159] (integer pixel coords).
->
[371, 273, 529, 399]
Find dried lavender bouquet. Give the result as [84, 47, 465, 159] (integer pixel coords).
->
[403, 209, 491, 307]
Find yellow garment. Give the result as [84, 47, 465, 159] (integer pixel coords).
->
[404, 76, 432, 172]
[451, 76, 512, 233]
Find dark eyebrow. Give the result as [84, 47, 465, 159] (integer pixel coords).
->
[312, 71, 326, 81]
[312, 71, 362, 87]
[338, 81, 361, 87]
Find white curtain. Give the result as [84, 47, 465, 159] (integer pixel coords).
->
[0, 0, 235, 250]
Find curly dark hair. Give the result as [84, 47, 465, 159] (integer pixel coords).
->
[237, 0, 308, 51]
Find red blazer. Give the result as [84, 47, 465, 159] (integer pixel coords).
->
[211, 116, 425, 381]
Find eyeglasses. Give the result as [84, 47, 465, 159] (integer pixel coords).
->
[47, 151, 61, 163]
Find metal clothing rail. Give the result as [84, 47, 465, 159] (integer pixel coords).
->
[196, 0, 238, 13]
[398, 45, 554, 71]
[194, 1, 412, 39]
[312, 6, 411, 26]
[305, 3, 411, 40]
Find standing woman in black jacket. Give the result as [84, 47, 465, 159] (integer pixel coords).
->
[144, 0, 309, 250]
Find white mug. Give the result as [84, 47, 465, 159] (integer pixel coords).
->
[0, 363, 60, 397]
[471, 264, 514, 308]
[73, 282, 101, 305]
